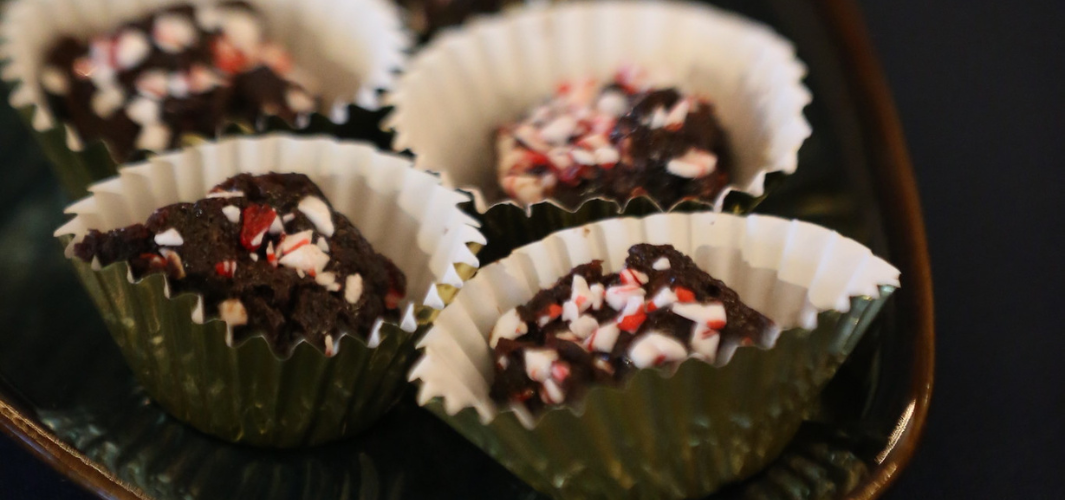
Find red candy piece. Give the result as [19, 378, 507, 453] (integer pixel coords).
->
[240, 204, 277, 251]
[215, 261, 237, 278]
[543, 304, 563, 320]
[550, 362, 570, 382]
[140, 253, 167, 270]
[211, 36, 248, 75]
[618, 308, 647, 333]
[674, 287, 696, 303]
[646, 301, 658, 312]
[708, 318, 727, 330]
[385, 288, 404, 309]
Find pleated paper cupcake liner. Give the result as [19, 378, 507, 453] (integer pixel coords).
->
[55, 134, 485, 447]
[409, 212, 898, 499]
[2, 0, 410, 195]
[387, 1, 811, 256]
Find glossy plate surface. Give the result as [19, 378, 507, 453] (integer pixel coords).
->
[0, 0, 933, 498]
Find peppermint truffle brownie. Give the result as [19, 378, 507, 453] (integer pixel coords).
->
[496, 65, 731, 209]
[74, 172, 405, 354]
[489, 243, 774, 413]
[38, 2, 318, 162]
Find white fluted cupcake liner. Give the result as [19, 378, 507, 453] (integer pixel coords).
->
[410, 212, 898, 498]
[54, 134, 485, 447]
[2, 0, 410, 193]
[387, 0, 811, 214]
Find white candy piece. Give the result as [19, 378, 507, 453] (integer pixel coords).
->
[135, 123, 171, 151]
[154, 228, 184, 246]
[650, 287, 678, 310]
[502, 175, 547, 204]
[541, 379, 565, 404]
[571, 149, 595, 165]
[570, 274, 591, 309]
[153, 14, 197, 53]
[620, 268, 648, 285]
[115, 30, 150, 69]
[126, 96, 161, 125]
[594, 146, 619, 166]
[135, 70, 168, 99]
[158, 248, 185, 278]
[513, 124, 550, 152]
[588, 322, 620, 353]
[539, 116, 577, 145]
[490, 308, 528, 347]
[596, 90, 628, 117]
[188, 65, 222, 93]
[298, 196, 335, 236]
[672, 302, 728, 328]
[221, 205, 241, 223]
[219, 298, 248, 326]
[39, 66, 69, 95]
[649, 106, 668, 129]
[523, 348, 558, 382]
[195, 6, 223, 30]
[628, 332, 688, 369]
[207, 190, 244, 199]
[168, 73, 190, 99]
[315, 271, 336, 287]
[652, 257, 671, 270]
[91, 86, 124, 118]
[268, 215, 284, 234]
[664, 98, 691, 129]
[317, 237, 330, 253]
[604, 284, 645, 310]
[344, 274, 364, 304]
[588, 283, 605, 310]
[278, 229, 313, 255]
[278, 244, 330, 275]
[220, 9, 262, 53]
[561, 300, 580, 323]
[286, 88, 316, 113]
[689, 323, 720, 363]
[666, 148, 718, 178]
[569, 315, 599, 339]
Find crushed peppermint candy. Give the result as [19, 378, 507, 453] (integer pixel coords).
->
[73, 172, 406, 356]
[489, 243, 775, 413]
[496, 64, 731, 209]
[39, 2, 320, 163]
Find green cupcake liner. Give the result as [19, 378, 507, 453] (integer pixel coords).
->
[424, 290, 891, 499]
[63, 252, 424, 448]
[410, 211, 899, 498]
[54, 135, 485, 447]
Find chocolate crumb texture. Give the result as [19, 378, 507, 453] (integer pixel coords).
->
[74, 172, 405, 355]
[488, 243, 774, 413]
[497, 64, 731, 209]
[39, 2, 320, 162]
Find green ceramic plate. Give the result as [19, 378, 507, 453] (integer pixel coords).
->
[0, 0, 933, 498]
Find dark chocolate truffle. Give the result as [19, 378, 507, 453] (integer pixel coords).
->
[38, 2, 318, 162]
[496, 65, 731, 209]
[75, 172, 405, 355]
[488, 244, 774, 413]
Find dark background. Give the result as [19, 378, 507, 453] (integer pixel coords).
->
[1, 0, 1063, 498]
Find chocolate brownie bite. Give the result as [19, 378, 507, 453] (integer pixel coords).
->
[488, 243, 775, 413]
[38, 2, 318, 162]
[74, 172, 405, 355]
[496, 65, 731, 209]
